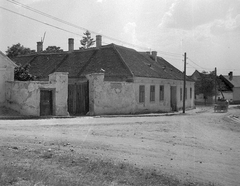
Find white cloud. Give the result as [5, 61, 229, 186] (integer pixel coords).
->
[122, 22, 137, 45]
[96, 0, 106, 3]
[159, 0, 240, 30]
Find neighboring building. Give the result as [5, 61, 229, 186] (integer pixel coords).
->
[190, 70, 215, 104]
[11, 36, 195, 115]
[0, 51, 16, 106]
[219, 75, 240, 103]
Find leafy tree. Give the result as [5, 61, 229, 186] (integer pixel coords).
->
[14, 63, 35, 81]
[80, 30, 95, 49]
[43, 46, 63, 53]
[195, 71, 216, 104]
[6, 43, 34, 59]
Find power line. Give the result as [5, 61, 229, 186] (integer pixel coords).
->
[0, 6, 85, 37]
[6, 0, 182, 56]
[187, 57, 213, 70]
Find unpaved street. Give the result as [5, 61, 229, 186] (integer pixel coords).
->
[0, 106, 240, 186]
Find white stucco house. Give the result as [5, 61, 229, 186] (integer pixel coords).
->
[0, 51, 16, 107]
[219, 74, 240, 104]
[11, 35, 195, 116]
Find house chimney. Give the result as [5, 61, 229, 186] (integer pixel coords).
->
[152, 51, 157, 62]
[96, 35, 102, 48]
[146, 51, 150, 55]
[68, 38, 74, 52]
[37, 42, 43, 53]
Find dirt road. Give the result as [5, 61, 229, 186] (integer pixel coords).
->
[0, 106, 240, 185]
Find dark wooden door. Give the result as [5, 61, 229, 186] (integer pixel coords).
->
[68, 82, 89, 115]
[40, 90, 53, 116]
[170, 86, 177, 111]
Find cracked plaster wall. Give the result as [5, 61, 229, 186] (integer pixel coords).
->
[86, 73, 136, 115]
[5, 72, 68, 116]
[86, 73, 195, 115]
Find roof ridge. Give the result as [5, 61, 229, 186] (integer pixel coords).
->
[113, 45, 134, 78]
[77, 50, 98, 77]
[49, 54, 69, 74]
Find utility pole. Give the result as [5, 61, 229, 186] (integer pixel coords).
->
[214, 67, 217, 103]
[183, 52, 186, 113]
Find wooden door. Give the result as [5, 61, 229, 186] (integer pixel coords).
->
[68, 82, 89, 115]
[170, 86, 177, 111]
[40, 90, 53, 116]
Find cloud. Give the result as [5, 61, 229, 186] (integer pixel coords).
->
[210, 14, 240, 35]
[96, 0, 106, 3]
[159, 0, 240, 30]
[122, 22, 137, 45]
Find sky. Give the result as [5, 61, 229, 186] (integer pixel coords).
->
[0, 0, 240, 75]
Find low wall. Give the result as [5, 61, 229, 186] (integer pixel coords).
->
[5, 72, 68, 116]
[86, 73, 136, 115]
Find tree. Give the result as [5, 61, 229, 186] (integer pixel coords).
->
[80, 30, 95, 49]
[195, 71, 216, 104]
[14, 63, 35, 81]
[43, 46, 63, 53]
[6, 43, 34, 59]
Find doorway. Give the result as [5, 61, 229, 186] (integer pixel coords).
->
[68, 82, 89, 115]
[170, 86, 177, 111]
[40, 90, 53, 116]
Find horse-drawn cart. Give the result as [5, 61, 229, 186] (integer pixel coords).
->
[214, 99, 229, 113]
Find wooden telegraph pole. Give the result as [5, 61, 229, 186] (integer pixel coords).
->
[214, 67, 217, 103]
[183, 52, 186, 113]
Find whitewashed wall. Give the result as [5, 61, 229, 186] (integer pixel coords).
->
[5, 72, 69, 116]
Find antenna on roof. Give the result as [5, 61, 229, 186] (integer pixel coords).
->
[41, 32, 46, 44]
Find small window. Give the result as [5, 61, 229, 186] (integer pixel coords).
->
[139, 85, 145, 103]
[185, 88, 187, 100]
[150, 85, 155, 102]
[159, 85, 164, 101]
[180, 88, 182, 101]
[190, 88, 192, 99]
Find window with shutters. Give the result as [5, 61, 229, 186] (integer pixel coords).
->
[139, 85, 145, 103]
[150, 85, 155, 102]
[159, 85, 164, 101]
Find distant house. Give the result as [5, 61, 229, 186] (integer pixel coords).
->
[190, 70, 215, 104]
[12, 36, 195, 115]
[219, 74, 240, 103]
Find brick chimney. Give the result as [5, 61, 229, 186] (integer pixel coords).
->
[68, 38, 74, 52]
[37, 42, 43, 53]
[152, 51, 157, 62]
[96, 35, 102, 48]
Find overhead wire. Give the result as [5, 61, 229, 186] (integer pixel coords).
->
[6, 0, 239, 73]
[0, 6, 85, 37]
[6, 0, 182, 56]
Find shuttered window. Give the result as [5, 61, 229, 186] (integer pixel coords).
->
[150, 85, 155, 102]
[159, 85, 164, 101]
[139, 85, 145, 103]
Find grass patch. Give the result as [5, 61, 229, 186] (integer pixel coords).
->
[0, 145, 216, 186]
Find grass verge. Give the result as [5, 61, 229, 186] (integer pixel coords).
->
[0, 145, 216, 186]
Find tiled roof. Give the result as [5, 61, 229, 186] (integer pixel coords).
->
[12, 55, 35, 67]
[13, 53, 67, 79]
[55, 50, 95, 77]
[223, 75, 240, 87]
[12, 44, 191, 81]
[81, 45, 132, 79]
